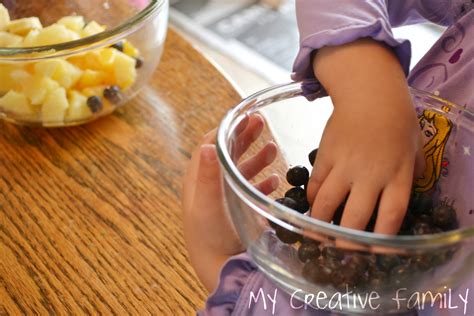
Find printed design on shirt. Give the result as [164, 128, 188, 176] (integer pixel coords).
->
[441, 22, 465, 53]
[414, 109, 453, 192]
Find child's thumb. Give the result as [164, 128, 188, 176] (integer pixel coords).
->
[196, 144, 222, 196]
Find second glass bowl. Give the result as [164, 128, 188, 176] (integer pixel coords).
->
[0, 0, 168, 127]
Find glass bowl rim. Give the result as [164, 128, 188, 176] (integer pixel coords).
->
[0, 0, 166, 60]
[216, 80, 474, 249]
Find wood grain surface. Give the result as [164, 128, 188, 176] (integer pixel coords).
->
[0, 28, 241, 315]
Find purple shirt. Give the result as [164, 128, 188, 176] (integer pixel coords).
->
[199, 1, 473, 315]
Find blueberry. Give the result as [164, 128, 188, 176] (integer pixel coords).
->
[369, 270, 388, 288]
[275, 197, 299, 212]
[412, 222, 433, 235]
[410, 254, 433, 271]
[286, 166, 309, 186]
[414, 214, 433, 226]
[308, 148, 318, 166]
[432, 204, 457, 230]
[377, 254, 401, 272]
[135, 57, 144, 69]
[298, 240, 321, 262]
[275, 225, 301, 244]
[285, 187, 309, 213]
[303, 261, 332, 285]
[103, 85, 122, 104]
[409, 193, 434, 216]
[390, 264, 413, 287]
[87, 96, 103, 113]
[111, 41, 124, 52]
[322, 246, 344, 260]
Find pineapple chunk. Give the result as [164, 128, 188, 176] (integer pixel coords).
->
[0, 63, 22, 92]
[21, 75, 60, 105]
[123, 40, 139, 58]
[113, 52, 136, 89]
[7, 17, 42, 36]
[34, 59, 82, 89]
[41, 87, 68, 122]
[77, 69, 106, 89]
[21, 29, 40, 47]
[66, 90, 92, 121]
[9, 69, 32, 82]
[0, 4, 10, 31]
[82, 86, 106, 98]
[35, 24, 80, 46]
[0, 31, 22, 47]
[0, 90, 34, 116]
[81, 21, 105, 37]
[57, 16, 85, 32]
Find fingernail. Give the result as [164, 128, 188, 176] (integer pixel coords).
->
[270, 174, 280, 190]
[201, 144, 217, 162]
[265, 142, 277, 164]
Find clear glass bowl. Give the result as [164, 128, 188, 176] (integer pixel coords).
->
[217, 81, 474, 314]
[0, 0, 168, 127]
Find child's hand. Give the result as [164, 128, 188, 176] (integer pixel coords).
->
[307, 38, 424, 235]
[182, 114, 279, 292]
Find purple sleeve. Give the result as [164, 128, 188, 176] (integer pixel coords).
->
[292, 0, 412, 81]
[197, 252, 332, 316]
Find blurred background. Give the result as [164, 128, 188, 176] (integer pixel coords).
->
[170, 0, 444, 95]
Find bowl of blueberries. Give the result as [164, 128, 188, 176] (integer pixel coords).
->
[0, 0, 168, 127]
[216, 80, 474, 314]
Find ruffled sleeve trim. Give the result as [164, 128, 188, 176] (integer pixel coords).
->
[198, 253, 259, 315]
[292, 21, 412, 82]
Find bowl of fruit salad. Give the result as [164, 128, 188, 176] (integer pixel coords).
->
[0, 0, 168, 127]
[216, 81, 474, 314]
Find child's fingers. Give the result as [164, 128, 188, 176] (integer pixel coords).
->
[374, 171, 413, 235]
[306, 156, 332, 204]
[238, 142, 277, 180]
[234, 115, 250, 136]
[195, 144, 222, 196]
[340, 184, 380, 230]
[310, 170, 350, 222]
[254, 174, 280, 195]
[202, 128, 218, 145]
[231, 114, 265, 161]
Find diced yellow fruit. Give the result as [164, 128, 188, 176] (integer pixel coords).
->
[81, 21, 106, 37]
[22, 29, 40, 47]
[20, 75, 59, 105]
[57, 16, 85, 32]
[95, 48, 116, 67]
[7, 17, 42, 36]
[0, 31, 22, 47]
[0, 90, 34, 116]
[35, 24, 80, 46]
[34, 59, 82, 89]
[66, 90, 92, 121]
[0, 4, 10, 31]
[9, 69, 32, 82]
[113, 52, 136, 89]
[77, 69, 106, 89]
[41, 87, 68, 122]
[0, 63, 22, 92]
[82, 86, 106, 98]
[123, 40, 139, 58]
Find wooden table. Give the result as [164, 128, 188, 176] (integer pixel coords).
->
[0, 28, 241, 315]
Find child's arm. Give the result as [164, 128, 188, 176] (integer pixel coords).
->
[182, 115, 279, 292]
[307, 38, 424, 234]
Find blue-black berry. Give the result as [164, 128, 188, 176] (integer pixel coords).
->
[286, 165, 309, 186]
[87, 96, 103, 113]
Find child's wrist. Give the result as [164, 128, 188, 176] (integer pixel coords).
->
[312, 38, 411, 109]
